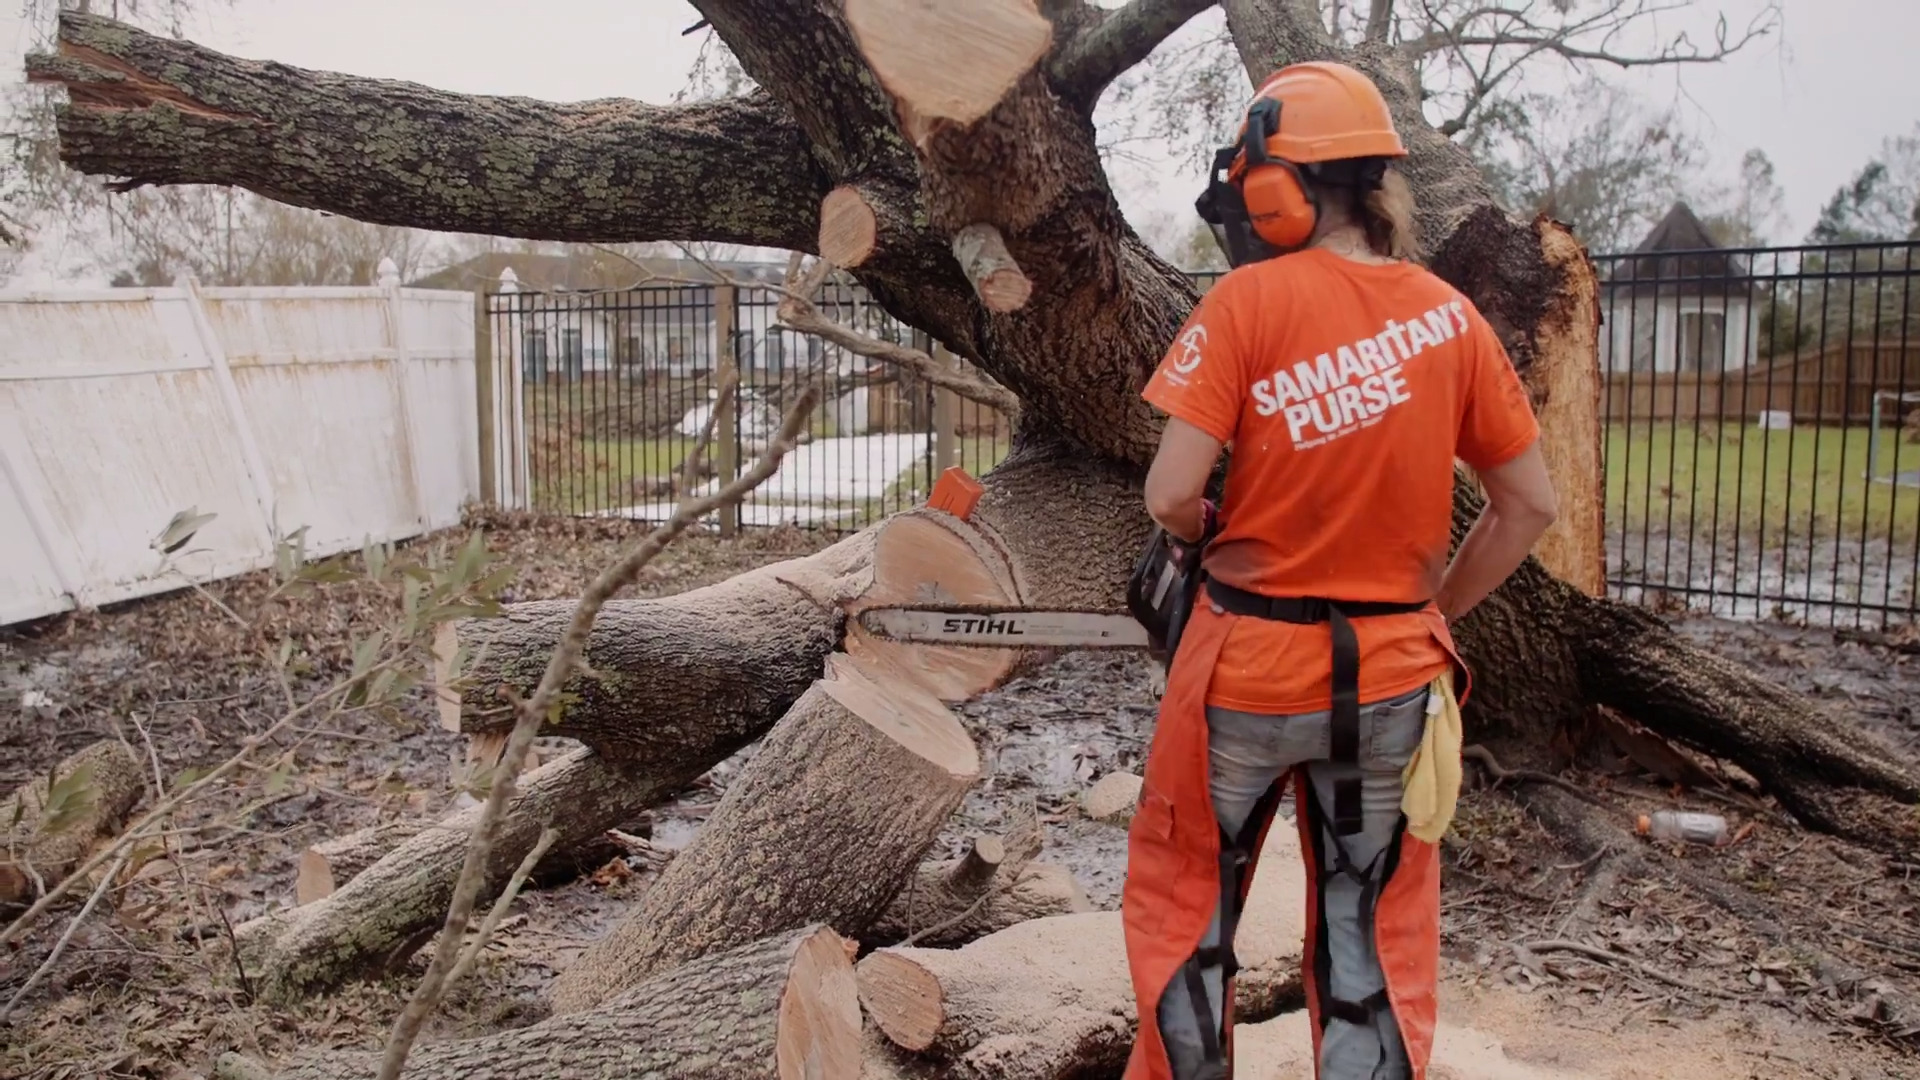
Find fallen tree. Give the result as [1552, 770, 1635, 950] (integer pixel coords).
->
[24, 0, 1917, 1066]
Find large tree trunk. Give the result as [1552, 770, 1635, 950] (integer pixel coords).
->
[27, 0, 1919, 1042]
[546, 650, 982, 1013]
[263, 925, 861, 1080]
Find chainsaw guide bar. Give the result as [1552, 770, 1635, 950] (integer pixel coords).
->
[857, 606, 1152, 649]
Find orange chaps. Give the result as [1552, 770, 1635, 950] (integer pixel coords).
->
[1120, 593, 1468, 1080]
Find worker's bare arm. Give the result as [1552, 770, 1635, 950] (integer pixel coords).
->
[1435, 442, 1557, 622]
[1143, 417, 1223, 543]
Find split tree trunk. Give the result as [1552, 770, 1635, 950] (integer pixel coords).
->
[1, 739, 146, 908]
[546, 650, 983, 1014]
[266, 925, 861, 1080]
[857, 824, 1308, 1079]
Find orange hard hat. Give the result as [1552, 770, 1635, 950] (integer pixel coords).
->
[1230, 61, 1407, 176]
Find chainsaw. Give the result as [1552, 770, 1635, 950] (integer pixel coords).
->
[857, 521, 1211, 656]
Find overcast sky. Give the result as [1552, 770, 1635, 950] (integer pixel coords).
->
[4, 0, 1917, 257]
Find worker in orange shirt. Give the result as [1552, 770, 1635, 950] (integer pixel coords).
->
[1120, 62, 1559, 1080]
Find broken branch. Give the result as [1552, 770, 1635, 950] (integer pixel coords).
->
[775, 254, 1023, 418]
[952, 223, 1034, 313]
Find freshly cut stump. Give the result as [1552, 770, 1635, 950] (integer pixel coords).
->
[863, 837, 1092, 948]
[547, 650, 982, 1013]
[1080, 771, 1143, 823]
[1, 739, 145, 905]
[857, 825, 1307, 1078]
[273, 925, 861, 1080]
[844, 509, 1022, 702]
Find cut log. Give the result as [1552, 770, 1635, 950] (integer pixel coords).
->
[820, 184, 881, 268]
[862, 837, 1092, 948]
[842, 0, 1054, 140]
[857, 822, 1307, 1077]
[844, 508, 1024, 702]
[1, 739, 145, 907]
[952, 223, 1033, 313]
[239, 748, 664, 1004]
[270, 925, 861, 1080]
[293, 817, 626, 905]
[434, 531, 874, 745]
[546, 650, 982, 1014]
[1081, 770, 1144, 823]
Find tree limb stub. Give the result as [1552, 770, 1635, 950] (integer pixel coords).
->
[843, 0, 1055, 145]
[819, 185, 885, 268]
[29, 11, 828, 251]
[952, 224, 1034, 313]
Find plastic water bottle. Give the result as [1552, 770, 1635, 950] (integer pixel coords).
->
[1636, 810, 1728, 846]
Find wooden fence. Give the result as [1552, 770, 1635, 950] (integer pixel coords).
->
[1603, 340, 1920, 425]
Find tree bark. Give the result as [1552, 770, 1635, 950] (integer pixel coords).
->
[26, 11, 829, 251]
[1, 739, 146, 908]
[293, 818, 623, 905]
[546, 650, 982, 1014]
[438, 533, 873, 747]
[266, 925, 861, 1080]
[237, 748, 660, 1004]
[857, 825, 1307, 1077]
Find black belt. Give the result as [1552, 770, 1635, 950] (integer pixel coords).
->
[1203, 580, 1430, 836]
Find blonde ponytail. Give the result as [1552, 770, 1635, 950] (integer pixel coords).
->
[1362, 168, 1421, 262]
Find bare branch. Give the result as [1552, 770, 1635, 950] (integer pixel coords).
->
[441, 826, 558, 993]
[0, 847, 132, 1021]
[374, 387, 822, 1080]
[1400, 0, 1780, 134]
[1366, 0, 1395, 41]
[1048, 0, 1220, 107]
[775, 253, 1025, 419]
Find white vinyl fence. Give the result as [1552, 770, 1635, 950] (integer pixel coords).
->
[0, 277, 479, 626]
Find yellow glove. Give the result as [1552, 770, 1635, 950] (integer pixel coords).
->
[1400, 672, 1464, 844]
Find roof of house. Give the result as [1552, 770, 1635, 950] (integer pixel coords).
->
[407, 249, 786, 292]
[1633, 202, 1722, 254]
[1604, 201, 1754, 298]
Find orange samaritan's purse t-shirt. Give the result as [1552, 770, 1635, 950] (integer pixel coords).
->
[1143, 247, 1540, 714]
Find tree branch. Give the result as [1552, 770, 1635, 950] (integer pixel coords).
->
[26, 11, 828, 250]
[1047, 0, 1221, 108]
[1366, 0, 1395, 41]
[776, 254, 1024, 419]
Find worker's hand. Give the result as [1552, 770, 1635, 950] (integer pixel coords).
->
[1167, 499, 1218, 567]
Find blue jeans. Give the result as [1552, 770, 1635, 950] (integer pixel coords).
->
[1156, 685, 1430, 1080]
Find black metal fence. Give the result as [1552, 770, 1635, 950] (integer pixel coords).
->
[488, 279, 1012, 532]
[1594, 239, 1920, 626]
[487, 241, 1920, 625]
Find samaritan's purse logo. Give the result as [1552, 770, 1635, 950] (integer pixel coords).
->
[1173, 323, 1208, 373]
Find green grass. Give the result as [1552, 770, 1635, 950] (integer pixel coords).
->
[1605, 421, 1920, 546]
[531, 436, 694, 513]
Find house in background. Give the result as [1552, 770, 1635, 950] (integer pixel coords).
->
[1598, 202, 1762, 375]
[409, 249, 810, 378]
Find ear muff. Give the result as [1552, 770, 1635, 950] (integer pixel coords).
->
[1242, 162, 1318, 250]
[1235, 97, 1319, 252]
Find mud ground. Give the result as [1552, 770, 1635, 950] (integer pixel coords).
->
[2, 511, 1916, 1079]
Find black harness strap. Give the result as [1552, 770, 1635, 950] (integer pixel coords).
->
[1177, 779, 1285, 1075]
[1301, 779, 1408, 1035]
[1204, 583, 1427, 836]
